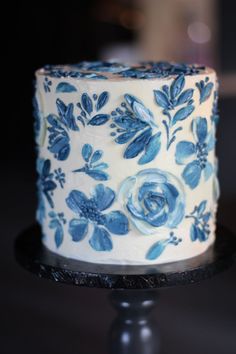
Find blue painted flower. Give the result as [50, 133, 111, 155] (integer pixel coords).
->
[43, 77, 52, 92]
[186, 201, 211, 242]
[73, 144, 110, 181]
[47, 98, 79, 161]
[36, 158, 57, 209]
[110, 94, 161, 165]
[175, 117, 215, 189]
[66, 184, 129, 251]
[196, 77, 214, 104]
[146, 232, 182, 260]
[119, 169, 185, 235]
[154, 74, 195, 149]
[48, 211, 66, 248]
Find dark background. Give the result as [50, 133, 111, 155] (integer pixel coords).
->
[2, 1, 236, 353]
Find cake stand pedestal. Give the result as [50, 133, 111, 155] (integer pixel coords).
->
[15, 224, 236, 354]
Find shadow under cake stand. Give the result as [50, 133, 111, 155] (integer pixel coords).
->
[15, 224, 236, 354]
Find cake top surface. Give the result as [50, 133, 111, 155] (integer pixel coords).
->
[37, 61, 213, 81]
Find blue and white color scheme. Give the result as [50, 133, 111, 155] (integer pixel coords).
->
[34, 61, 219, 264]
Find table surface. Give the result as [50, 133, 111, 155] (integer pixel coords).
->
[1, 99, 236, 354]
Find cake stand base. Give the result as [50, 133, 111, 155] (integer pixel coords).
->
[15, 224, 236, 354]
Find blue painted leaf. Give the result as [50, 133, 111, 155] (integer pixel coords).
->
[146, 240, 167, 260]
[91, 150, 102, 164]
[190, 224, 198, 241]
[49, 136, 69, 153]
[104, 211, 129, 235]
[170, 75, 185, 99]
[176, 89, 193, 105]
[58, 144, 70, 161]
[66, 190, 88, 214]
[44, 180, 57, 193]
[55, 226, 64, 248]
[195, 226, 207, 242]
[196, 117, 208, 143]
[89, 226, 113, 251]
[124, 128, 152, 159]
[86, 169, 109, 181]
[96, 91, 109, 111]
[92, 162, 109, 170]
[138, 132, 161, 165]
[81, 93, 93, 114]
[56, 82, 77, 93]
[182, 160, 202, 189]
[175, 141, 196, 165]
[197, 200, 207, 215]
[69, 218, 88, 242]
[42, 159, 51, 177]
[202, 212, 211, 223]
[172, 105, 194, 126]
[114, 115, 147, 130]
[47, 114, 59, 127]
[56, 99, 79, 131]
[88, 114, 109, 126]
[154, 90, 170, 109]
[82, 144, 93, 162]
[93, 184, 115, 211]
[200, 82, 214, 103]
[204, 162, 213, 181]
[115, 131, 137, 144]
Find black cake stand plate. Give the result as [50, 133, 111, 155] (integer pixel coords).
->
[15, 224, 236, 354]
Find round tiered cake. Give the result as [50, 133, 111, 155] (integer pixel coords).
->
[34, 61, 219, 265]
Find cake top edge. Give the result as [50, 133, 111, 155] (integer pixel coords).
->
[36, 61, 215, 81]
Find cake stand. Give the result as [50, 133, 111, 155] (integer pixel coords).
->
[15, 224, 236, 354]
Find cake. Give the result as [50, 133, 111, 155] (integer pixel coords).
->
[34, 61, 219, 265]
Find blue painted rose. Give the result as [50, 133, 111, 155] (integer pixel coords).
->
[119, 169, 185, 235]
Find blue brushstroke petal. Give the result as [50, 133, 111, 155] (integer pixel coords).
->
[104, 211, 129, 235]
[55, 226, 64, 248]
[200, 82, 214, 103]
[82, 144, 93, 162]
[197, 200, 207, 214]
[81, 93, 93, 114]
[42, 159, 51, 177]
[176, 89, 193, 105]
[124, 128, 152, 159]
[161, 183, 179, 213]
[202, 212, 211, 223]
[145, 211, 168, 227]
[182, 160, 202, 189]
[170, 74, 185, 99]
[204, 161, 213, 181]
[114, 115, 147, 130]
[88, 114, 109, 126]
[69, 218, 88, 242]
[66, 190, 88, 214]
[154, 90, 170, 109]
[138, 182, 158, 201]
[138, 132, 161, 165]
[190, 224, 198, 241]
[43, 180, 57, 192]
[196, 117, 208, 143]
[172, 105, 194, 126]
[58, 144, 70, 161]
[56, 82, 77, 93]
[89, 226, 113, 251]
[127, 197, 145, 220]
[206, 130, 215, 151]
[115, 131, 137, 144]
[91, 150, 102, 164]
[93, 184, 115, 211]
[175, 141, 196, 165]
[146, 240, 167, 260]
[86, 169, 109, 181]
[96, 91, 109, 111]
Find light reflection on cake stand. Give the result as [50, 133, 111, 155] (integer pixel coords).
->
[15, 224, 236, 354]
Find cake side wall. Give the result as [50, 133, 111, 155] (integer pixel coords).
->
[34, 71, 218, 264]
